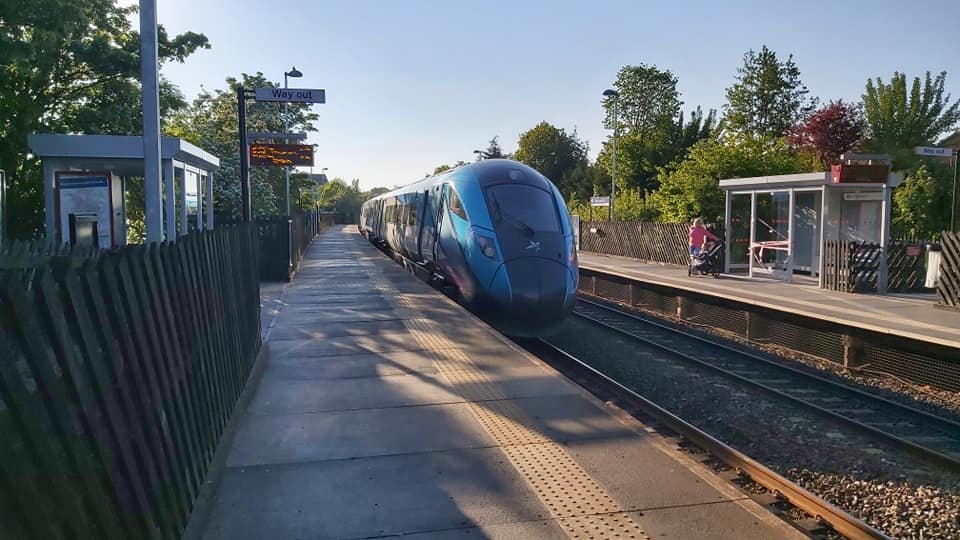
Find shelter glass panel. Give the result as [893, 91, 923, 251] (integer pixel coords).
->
[793, 191, 821, 272]
[754, 191, 791, 271]
[730, 193, 751, 266]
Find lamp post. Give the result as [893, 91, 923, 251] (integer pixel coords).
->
[603, 88, 619, 221]
[283, 67, 303, 216]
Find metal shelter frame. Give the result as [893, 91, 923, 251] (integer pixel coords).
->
[720, 167, 901, 293]
[28, 134, 220, 244]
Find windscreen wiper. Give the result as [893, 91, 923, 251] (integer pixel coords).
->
[490, 193, 535, 237]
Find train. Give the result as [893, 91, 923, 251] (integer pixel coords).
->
[359, 159, 578, 336]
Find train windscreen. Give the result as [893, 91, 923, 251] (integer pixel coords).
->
[485, 184, 560, 234]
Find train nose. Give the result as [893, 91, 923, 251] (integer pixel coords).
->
[485, 258, 575, 336]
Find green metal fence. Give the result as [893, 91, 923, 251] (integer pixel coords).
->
[257, 211, 321, 282]
[0, 223, 261, 539]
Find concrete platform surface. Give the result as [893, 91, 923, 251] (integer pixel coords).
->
[579, 251, 960, 349]
[188, 226, 803, 540]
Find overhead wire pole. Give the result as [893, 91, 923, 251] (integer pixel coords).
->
[140, 0, 163, 242]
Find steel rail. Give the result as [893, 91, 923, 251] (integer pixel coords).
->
[535, 338, 890, 540]
[575, 298, 960, 472]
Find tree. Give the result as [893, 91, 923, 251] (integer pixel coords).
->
[0, 0, 209, 238]
[600, 64, 683, 191]
[514, 121, 589, 199]
[789, 100, 865, 168]
[892, 163, 953, 238]
[428, 161, 468, 176]
[723, 46, 816, 139]
[862, 71, 960, 167]
[669, 107, 718, 164]
[317, 178, 363, 223]
[652, 134, 813, 223]
[475, 136, 505, 160]
[364, 187, 390, 200]
[166, 73, 319, 219]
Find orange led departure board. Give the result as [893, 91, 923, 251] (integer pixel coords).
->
[249, 143, 314, 167]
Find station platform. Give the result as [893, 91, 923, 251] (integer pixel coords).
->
[579, 252, 960, 350]
[186, 226, 802, 540]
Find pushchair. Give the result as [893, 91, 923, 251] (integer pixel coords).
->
[688, 240, 724, 278]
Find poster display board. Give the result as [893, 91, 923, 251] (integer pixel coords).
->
[56, 172, 114, 248]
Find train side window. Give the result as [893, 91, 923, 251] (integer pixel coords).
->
[447, 187, 467, 220]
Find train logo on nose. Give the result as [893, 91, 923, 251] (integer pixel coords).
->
[525, 240, 541, 252]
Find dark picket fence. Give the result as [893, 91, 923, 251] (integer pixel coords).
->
[0, 223, 261, 540]
[579, 221, 721, 267]
[822, 240, 934, 293]
[939, 232, 960, 309]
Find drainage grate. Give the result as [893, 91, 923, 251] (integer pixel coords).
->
[372, 270, 649, 539]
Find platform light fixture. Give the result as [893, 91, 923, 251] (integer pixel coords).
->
[602, 88, 620, 221]
[283, 67, 304, 216]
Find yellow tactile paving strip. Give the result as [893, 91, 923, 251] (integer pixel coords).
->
[370, 272, 649, 540]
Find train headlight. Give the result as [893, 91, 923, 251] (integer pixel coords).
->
[567, 235, 577, 266]
[475, 232, 500, 261]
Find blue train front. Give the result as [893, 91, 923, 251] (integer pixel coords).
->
[360, 159, 578, 336]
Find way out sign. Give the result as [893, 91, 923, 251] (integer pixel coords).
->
[255, 88, 326, 103]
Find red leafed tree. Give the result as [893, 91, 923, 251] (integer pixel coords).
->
[789, 100, 865, 168]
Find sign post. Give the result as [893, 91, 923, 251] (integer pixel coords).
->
[0, 169, 5, 240]
[237, 87, 253, 222]
[915, 146, 958, 232]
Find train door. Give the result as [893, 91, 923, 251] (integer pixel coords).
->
[401, 192, 420, 259]
[419, 187, 439, 262]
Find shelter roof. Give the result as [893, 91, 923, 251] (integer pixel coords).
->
[27, 134, 219, 175]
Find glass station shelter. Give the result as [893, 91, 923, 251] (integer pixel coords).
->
[719, 154, 902, 292]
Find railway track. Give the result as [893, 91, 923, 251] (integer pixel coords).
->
[573, 297, 960, 472]
[530, 338, 887, 540]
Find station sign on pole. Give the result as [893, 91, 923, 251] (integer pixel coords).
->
[915, 146, 953, 158]
[254, 88, 326, 104]
[250, 143, 314, 167]
[590, 196, 610, 206]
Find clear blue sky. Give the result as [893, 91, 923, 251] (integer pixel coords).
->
[153, 0, 960, 190]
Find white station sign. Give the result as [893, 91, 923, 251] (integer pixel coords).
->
[590, 196, 610, 207]
[255, 88, 326, 103]
[915, 146, 953, 157]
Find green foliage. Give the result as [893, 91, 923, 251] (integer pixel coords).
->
[652, 134, 813, 223]
[0, 0, 209, 238]
[568, 187, 659, 222]
[428, 161, 468, 176]
[892, 163, 953, 239]
[514, 121, 589, 199]
[364, 187, 390, 200]
[166, 73, 319, 218]
[862, 71, 960, 168]
[316, 178, 363, 223]
[723, 46, 815, 139]
[600, 64, 683, 191]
